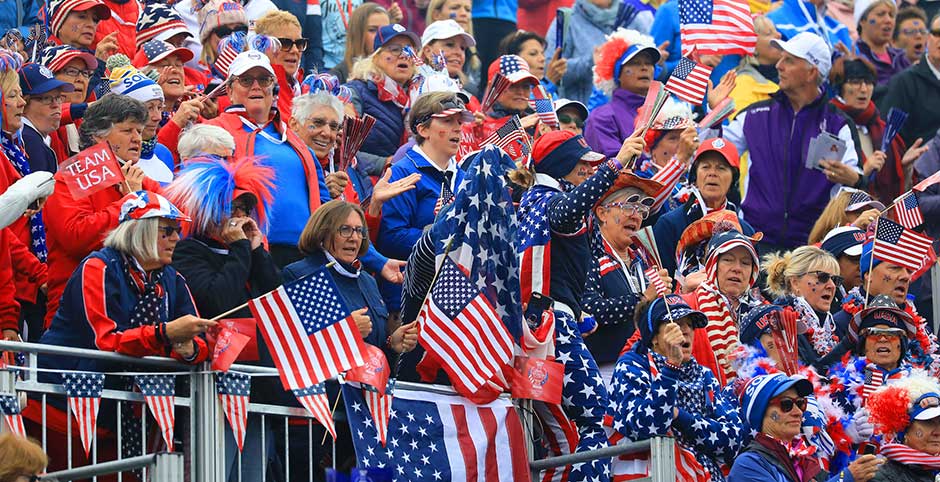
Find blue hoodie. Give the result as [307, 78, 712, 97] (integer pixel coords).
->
[766, 0, 854, 51]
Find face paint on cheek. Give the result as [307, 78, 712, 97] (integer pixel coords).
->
[577, 168, 590, 177]
[916, 429, 925, 438]
[883, 275, 892, 283]
[623, 68, 633, 76]
[770, 412, 780, 422]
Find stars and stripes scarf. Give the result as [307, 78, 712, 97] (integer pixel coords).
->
[0, 132, 48, 262]
[695, 280, 739, 385]
[372, 73, 410, 111]
[879, 443, 940, 471]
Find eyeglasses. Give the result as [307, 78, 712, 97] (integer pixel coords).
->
[30, 94, 67, 105]
[862, 327, 905, 339]
[382, 45, 408, 57]
[235, 75, 275, 88]
[772, 396, 808, 413]
[900, 28, 929, 36]
[212, 25, 248, 38]
[159, 225, 183, 238]
[557, 113, 584, 128]
[277, 37, 308, 52]
[806, 271, 844, 286]
[844, 78, 875, 87]
[307, 117, 341, 132]
[338, 225, 365, 238]
[605, 202, 651, 219]
[60, 66, 94, 78]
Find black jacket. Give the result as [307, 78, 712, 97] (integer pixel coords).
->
[21, 121, 58, 174]
[877, 56, 940, 146]
[870, 459, 935, 482]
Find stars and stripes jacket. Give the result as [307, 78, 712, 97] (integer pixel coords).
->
[607, 349, 743, 479]
[39, 247, 208, 381]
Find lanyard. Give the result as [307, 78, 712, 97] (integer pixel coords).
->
[335, 0, 353, 29]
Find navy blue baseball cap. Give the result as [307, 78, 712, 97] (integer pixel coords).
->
[18, 63, 75, 96]
[531, 130, 605, 179]
[739, 305, 783, 347]
[373, 24, 420, 52]
[821, 226, 867, 258]
[637, 294, 707, 353]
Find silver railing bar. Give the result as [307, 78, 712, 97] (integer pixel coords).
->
[40, 453, 181, 480]
[11, 380, 192, 407]
[528, 438, 652, 471]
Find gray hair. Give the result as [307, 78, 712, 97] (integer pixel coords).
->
[292, 92, 345, 124]
[103, 217, 160, 265]
[79, 94, 148, 149]
[178, 124, 236, 160]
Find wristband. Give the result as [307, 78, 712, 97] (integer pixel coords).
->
[607, 157, 623, 171]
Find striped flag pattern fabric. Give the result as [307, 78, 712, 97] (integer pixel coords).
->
[894, 193, 924, 229]
[293, 383, 335, 439]
[249, 269, 366, 390]
[217, 372, 251, 452]
[482, 116, 530, 157]
[644, 267, 669, 296]
[417, 257, 514, 397]
[861, 366, 885, 402]
[0, 393, 26, 437]
[872, 218, 934, 272]
[648, 157, 686, 213]
[879, 443, 940, 466]
[62, 372, 105, 456]
[678, 0, 757, 56]
[363, 379, 396, 447]
[135, 375, 176, 451]
[529, 85, 560, 130]
[665, 57, 713, 105]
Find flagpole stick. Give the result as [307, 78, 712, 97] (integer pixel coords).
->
[320, 388, 343, 445]
[209, 262, 336, 321]
[864, 219, 879, 308]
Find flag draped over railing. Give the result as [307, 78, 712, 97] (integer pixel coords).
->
[63, 372, 105, 456]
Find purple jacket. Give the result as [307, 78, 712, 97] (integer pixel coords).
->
[583, 89, 645, 157]
[856, 40, 911, 87]
[724, 91, 861, 248]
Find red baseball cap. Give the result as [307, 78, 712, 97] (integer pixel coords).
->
[531, 130, 605, 178]
[487, 55, 539, 86]
[693, 137, 740, 169]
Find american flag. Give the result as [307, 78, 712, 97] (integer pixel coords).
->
[342, 383, 531, 481]
[293, 383, 335, 439]
[0, 393, 25, 437]
[644, 267, 669, 296]
[217, 372, 250, 452]
[418, 146, 523, 402]
[872, 218, 934, 272]
[362, 379, 396, 447]
[433, 182, 455, 217]
[62, 372, 105, 456]
[417, 257, 514, 397]
[529, 84, 559, 130]
[665, 57, 713, 105]
[678, 0, 757, 56]
[135, 375, 176, 451]
[249, 270, 366, 390]
[894, 193, 924, 229]
[861, 365, 885, 402]
[482, 115, 530, 158]
[518, 191, 555, 305]
[914, 170, 940, 192]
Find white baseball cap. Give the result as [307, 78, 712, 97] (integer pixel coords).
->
[553, 99, 588, 120]
[227, 50, 275, 79]
[771, 32, 832, 79]
[854, 0, 896, 25]
[421, 19, 476, 49]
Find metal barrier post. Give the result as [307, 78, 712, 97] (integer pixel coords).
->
[648, 436, 676, 482]
[151, 452, 186, 482]
[931, 263, 940, 334]
[191, 363, 223, 482]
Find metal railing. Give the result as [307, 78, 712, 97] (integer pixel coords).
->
[1, 339, 681, 482]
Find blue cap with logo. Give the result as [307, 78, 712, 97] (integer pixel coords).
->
[373, 24, 420, 52]
[636, 294, 707, 354]
[18, 63, 75, 96]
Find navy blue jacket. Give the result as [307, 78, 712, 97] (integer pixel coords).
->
[347, 78, 407, 175]
[729, 440, 856, 482]
[21, 122, 58, 174]
[653, 200, 756, 274]
[39, 247, 203, 382]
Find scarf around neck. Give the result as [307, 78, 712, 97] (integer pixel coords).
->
[753, 433, 822, 482]
[1, 132, 48, 263]
[880, 443, 940, 471]
[831, 97, 905, 201]
[372, 73, 410, 111]
[576, 0, 621, 30]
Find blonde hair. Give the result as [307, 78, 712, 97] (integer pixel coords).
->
[807, 191, 853, 244]
[342, 3, 390, 74]
[763, 246, 840, 298]
[0, 434, 47, 481]
[0, 71, 21, 132]
[349, 53, 384, 81]
[254, 10, 301, 36]
[297, 200, 370, 257]
[103, 217, 161, 265]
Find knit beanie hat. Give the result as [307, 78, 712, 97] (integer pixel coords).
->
[109, 65, 164, 103]
[198, 0, 248, 42]
[740, 373, 813, 432]
[47, 0, 111, 38]
[136, 2, 192, 49]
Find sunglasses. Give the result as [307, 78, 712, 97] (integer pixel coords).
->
[232, 203, 254, 216]
[605, 201, 652, 219]
[806, 271, 844, 286]
[557, 113, 584, 128]
[235, 75, 275, 88]
[772, 396, 808, 413]
[212, 25, 249, 38]
[338, 225, 365, 238]
[159, 225, 183, 238]
[277, 37, 308, 52]
[862, 327, 905, 339]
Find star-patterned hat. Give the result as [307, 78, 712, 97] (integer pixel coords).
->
[47, 0, 111, 38]
[133, 39, 195, 69]
[136, 2, 193, 49]
[119, 191, 191, 223]
[198, 0, 248, 42]
[37, 45, 98, 72]
[487, 54, 539, 85]
[849, 294, 914, 344]
[844, 187, 886, 212]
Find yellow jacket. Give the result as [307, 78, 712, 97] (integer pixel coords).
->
[729, 65, 779, 119]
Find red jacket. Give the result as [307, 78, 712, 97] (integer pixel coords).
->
[0, 150, 47, 304]
[43, 175, 161, 327]
[0, 229, 20, 332]
[93, 0, 140, 58]
[274, 64, 301, 123]
[681, 291, 730, 386]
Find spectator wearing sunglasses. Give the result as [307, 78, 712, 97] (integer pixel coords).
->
[165, 154, 280, 481]
[654, 138, 756, 277]
[730, 373, 881, 482]
[203, 51, 332, 268]
[554, 99, 587, 136]
[763, 246, 845, 370]
[195, 0, 249, 74]
[255, 10, 310, 120]
[583, 172, 671, 382]
[867, 373, 940, 482]
[608, 295, 742, 481]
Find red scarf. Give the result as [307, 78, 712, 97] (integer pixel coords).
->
[372, 73, 410, 111]
[754, 433, 822, 482]
[830, 98, 906, 204]
[880, 443, 940, 471]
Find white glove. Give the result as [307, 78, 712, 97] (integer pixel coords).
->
[846, 409, 874, 443]
[0, 171, 54, 230]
